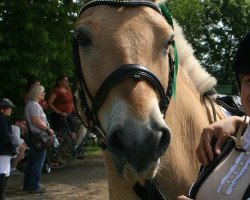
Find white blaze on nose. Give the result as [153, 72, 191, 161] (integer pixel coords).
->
[102, 94, 165, 134]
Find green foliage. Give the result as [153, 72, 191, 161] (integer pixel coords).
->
[0, 0, 80, 117]
[85, 144, 102, 156]
[167, 0, 250, 86]
[1, 0, 249, 118]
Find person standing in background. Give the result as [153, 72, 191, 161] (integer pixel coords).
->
[24, 85, 54, 194]
[48, 74, 87, 159]
[0, 98, 17, 200]
[48, 74, 74, 132]
[23, 79, 48, 110]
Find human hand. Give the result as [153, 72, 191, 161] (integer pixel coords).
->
[60, 112, 68, 118]
[196, 116, 246, 166]
[47, 128, 54, 135]
[17, 143, 27, 154]
[176, 195, 193, 200]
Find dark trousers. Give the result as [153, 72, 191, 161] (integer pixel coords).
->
[0, 173, 7, 200]
[50, 111, 74, 131]
[23, 143, 47, 191]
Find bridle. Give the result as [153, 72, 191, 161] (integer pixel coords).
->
[73, 0, 178, 146]
[73, 1, 177, 199]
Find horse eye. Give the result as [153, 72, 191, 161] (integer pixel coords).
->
[168, 38, 174, 46]
[163, 38, 174, 50]
[163, 37, 174, 54]
[76, 34, 92, 47]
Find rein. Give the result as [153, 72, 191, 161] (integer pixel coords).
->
[203, 89, 217, 123]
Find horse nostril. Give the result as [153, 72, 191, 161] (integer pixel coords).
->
[156, 128, 171, 158]
[107, 130, 126, 158]
[107, 126, 171, 166]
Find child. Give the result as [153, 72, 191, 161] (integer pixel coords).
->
[0, 98, 17, 200]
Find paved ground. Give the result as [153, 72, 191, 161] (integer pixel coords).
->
[6, 153, 109, 200]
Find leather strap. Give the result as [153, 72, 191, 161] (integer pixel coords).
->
[79, 0, 162, 17]
[91, 64, 168, 122]
[133, 179, 169, 200]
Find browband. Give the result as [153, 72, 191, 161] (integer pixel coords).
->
[78, 0, 162, 17]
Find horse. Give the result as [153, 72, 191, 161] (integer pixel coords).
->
[73, 0, 225, 199]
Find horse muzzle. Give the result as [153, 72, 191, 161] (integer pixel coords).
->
[106, 118, 171, 180]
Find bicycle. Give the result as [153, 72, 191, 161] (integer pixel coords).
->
[47, 117, 91, 169]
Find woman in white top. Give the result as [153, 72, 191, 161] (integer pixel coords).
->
[23, 85, 54, 194]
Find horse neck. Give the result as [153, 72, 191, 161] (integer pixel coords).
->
[156, 68, 220, 198]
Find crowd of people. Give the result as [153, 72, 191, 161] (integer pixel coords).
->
[0, 74, 88, 199]
[1, 32, 249, 199]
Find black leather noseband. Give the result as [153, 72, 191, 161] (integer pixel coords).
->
[92, 64, 173, 123]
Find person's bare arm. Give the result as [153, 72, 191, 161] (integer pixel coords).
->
[31, 116, 54, 135]
[195, 116, 247, 166]
[48, 94, 59, 113]
[176, 195, 193, 200]
[48, 94, 67, 117]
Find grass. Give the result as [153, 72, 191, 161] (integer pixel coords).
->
[84, 143, 102, 156]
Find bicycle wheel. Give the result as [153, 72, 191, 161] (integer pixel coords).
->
[48, 133, 74, 169]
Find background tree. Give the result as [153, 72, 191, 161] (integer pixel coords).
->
[0, 0, 79, 117]
[0, 0, 250, 117]
[167, 0, 250, 88]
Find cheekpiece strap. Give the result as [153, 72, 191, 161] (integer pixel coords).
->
[158, 3, 178, 99]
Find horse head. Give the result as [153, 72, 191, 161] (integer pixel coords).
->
[74, 0, 176, 181]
